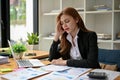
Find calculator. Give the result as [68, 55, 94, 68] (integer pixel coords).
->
[87, 72, 107, 79]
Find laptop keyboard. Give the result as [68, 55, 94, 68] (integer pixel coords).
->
[17, 59, 33, 67]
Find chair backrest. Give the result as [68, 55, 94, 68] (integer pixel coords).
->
[98, 48, 120, 71]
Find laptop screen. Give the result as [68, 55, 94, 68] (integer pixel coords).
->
[7, 40, 16, 61]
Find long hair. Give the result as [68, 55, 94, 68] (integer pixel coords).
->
[56, 7, 89, 56]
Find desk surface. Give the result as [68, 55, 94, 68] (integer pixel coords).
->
[0, 58, 120, 80]
[23, 50, 49, 59]
[0, 58, 50, 74]
[0, 58, 51, 80]
[0, 47, 49, 59]
[0, 50, 49, 75]
[0, 58, 17, 72]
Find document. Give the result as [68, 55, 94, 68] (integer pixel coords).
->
[40, 64, 71, 71]
[1, 68, 49, 80]
[37, 67, 91, 80]
[76, 69, 120, 80]
[92, 69, 120, 80]
[36, 71, 76, 80]
[76, 73, 89, 80]
[57, 67, 91, 77]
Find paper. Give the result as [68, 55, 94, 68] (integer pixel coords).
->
[77, 69, 120, 80]
[40, 64, 71, 71]
[37, 71, 76, 80]
[37, 67, 91, 80]
[58, 68, 91, 77]
[1, 68, 49, 80]
[92, 69, 120, 80]
[76, 73, 89, 80]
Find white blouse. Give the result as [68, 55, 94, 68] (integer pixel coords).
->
[66, 30, 82, 60]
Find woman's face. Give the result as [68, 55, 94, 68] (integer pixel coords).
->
[60, 14, 78, 34]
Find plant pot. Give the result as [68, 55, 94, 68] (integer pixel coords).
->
[15, 53, 23, 60]
[26, 44, 39, 50]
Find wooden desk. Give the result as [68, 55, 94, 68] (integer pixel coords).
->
[0, 59, 17, 73]
[0, 49, 49, 75]
[0, 48, 49, 59]
[0, 58, 50, 80]
[0, 58, 50, 74]
[23, 50, 49, 59]
[0, 58, 120, 80]
[115, 76, 120, 80]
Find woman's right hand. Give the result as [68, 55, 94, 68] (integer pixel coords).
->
[54, 21, 65, 41]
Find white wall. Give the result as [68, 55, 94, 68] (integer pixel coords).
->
[26, 0, 33, 33]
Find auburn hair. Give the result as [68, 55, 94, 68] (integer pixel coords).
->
[56, 7, 89, 56]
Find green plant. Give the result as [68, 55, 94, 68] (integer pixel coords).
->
[12, 42, 27, 54]
[27, 33, 39, 45]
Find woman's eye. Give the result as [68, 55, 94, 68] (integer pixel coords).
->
[60, 19, 69, 25]
[65, 19, 69, 23]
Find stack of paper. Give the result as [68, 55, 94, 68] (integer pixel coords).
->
[36, 71, 75, 80]
[1, 68, 49, 80]
[0, 56, 9, 64]
[37, 65, 91, 80]
[40, 64, 71, 71]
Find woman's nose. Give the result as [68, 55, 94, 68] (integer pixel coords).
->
[62, 23, 67, 28]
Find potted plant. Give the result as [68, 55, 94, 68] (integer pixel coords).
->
[12, 42, 27, 59]
[26, 32, 39, 50]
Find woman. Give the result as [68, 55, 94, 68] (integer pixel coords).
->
[49, 7, 100, 68]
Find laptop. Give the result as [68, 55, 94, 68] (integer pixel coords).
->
[8, 40, 45, 68]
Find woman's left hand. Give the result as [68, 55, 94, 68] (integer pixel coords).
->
[51, 58, 67, 66]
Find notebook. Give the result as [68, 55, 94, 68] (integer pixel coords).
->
[8, 40, 45, 68]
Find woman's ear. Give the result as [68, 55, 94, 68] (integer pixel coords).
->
[75, 18, 79, 23]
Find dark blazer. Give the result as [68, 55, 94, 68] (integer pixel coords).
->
[49, 29, 101, 68]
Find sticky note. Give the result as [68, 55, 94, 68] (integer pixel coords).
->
[0, 68, 13, 72]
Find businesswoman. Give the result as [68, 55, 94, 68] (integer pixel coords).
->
[49, 7, 100, 68]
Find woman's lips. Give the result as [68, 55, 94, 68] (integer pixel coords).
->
[64, 28, 69, 31]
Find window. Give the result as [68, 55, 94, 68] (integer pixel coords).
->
[10, 0, 38, 42]
[0, 0, 38, 47]
[0, 0, 10, 47]
[0, 1, 1, 47]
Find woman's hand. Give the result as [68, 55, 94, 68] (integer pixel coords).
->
[51, 58, 67, 66]
[54, 21, 65, 41]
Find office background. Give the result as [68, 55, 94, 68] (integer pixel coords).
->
[0, 0, 120, 51]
